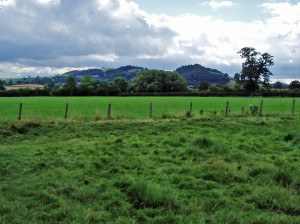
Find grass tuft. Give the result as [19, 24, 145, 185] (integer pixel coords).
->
[193, 137, 213, 148]
[284, 134, 294, 142]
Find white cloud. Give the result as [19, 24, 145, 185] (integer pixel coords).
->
[37, 0, 60, 5]
[59, 54, 119, 63]
[0, 62, 90, 77]
[144, 1, 300, 78]
[0, 0, 15, 7]
[201, 0, 233, 11]
[262, 2, 300, 24]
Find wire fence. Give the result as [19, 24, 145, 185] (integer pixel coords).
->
[0, 98, 297, 121]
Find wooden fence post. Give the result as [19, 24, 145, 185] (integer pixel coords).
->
[260, 100, 263, 117]
[292, 99, 295, 116]
[65, 103, 69, 120]
[225, 101, 229, 116]
[190, 102, 193, 116]
[18, 103, 22, 120]
[108, 104, 111, 119]
[241, 106, 245, 116]
[150, 103, 152, 119]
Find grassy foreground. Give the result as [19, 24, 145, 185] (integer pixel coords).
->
[0, 97, 298, 120]
[0, 117, 300, 223]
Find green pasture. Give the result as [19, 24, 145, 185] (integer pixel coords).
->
[0, 117, 299, 223]
[0, 97, 298, 120]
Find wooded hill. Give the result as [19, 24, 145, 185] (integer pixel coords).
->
[176, 64, 231, 86]
[63, 65, 146, 83]
[2, 64, 231, 87]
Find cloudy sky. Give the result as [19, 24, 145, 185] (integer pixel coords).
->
[0, 0, 299, 82]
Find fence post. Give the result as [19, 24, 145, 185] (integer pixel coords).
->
[292, 99, 295, 116]
[150, 103, 152, 119]
[18, 103, 22, 120]
[190, 102, 193, 116]
[65, 103, 69, 120]
[225, 101, 229, 116]
[108, 104, 111, 119]
[260, 100, 263, 117]
[241, 106, 245, 116]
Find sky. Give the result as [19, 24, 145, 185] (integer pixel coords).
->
[0, 0, 299, 83]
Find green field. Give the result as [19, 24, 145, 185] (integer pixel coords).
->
[0, 97, 298, 120]
[0, 117, 299, 223]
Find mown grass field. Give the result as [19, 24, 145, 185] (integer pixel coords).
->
[4, 84, 45, 90]
[0, 116, 299, 223]
[0, 97, 298, 120]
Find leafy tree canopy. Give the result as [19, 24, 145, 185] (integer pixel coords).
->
[235, 47, 274, 95]
[113, 77, 129, 93]
[65, 76, 76, 90]
[80, 75, 95, 87]
[198, 81, 210, 91]
[289, 80, 300, 89]
[132, 70, 188, 92]
[64, 76, 77, 95]
[0, 80, 5, 91]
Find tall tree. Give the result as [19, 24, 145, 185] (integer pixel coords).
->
[78, 75, 95, 96]
[113, 77, 129, 93]
[235, 47, 274, 95]
[0, 79, 5, 91]
[65, 76, 77, 95]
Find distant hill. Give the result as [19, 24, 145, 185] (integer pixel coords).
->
[176, 64, 231, 86]
[63, 65, 146, 83]
[2, 64, 232, 87]
[63, 64, 231, 86]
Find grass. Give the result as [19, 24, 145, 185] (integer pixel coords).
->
[0, 116, 299, 223]
[0, 97, 298, 120]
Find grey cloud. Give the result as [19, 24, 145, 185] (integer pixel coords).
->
[0, 0, 177, 70]
[265, 33, 300, 78]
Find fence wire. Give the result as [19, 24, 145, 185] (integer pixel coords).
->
[0, 97, 298, 120]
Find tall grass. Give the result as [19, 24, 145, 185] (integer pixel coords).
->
[0, 117, 299, 223]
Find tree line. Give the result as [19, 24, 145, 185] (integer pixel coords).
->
[0, 47, 299, 97]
